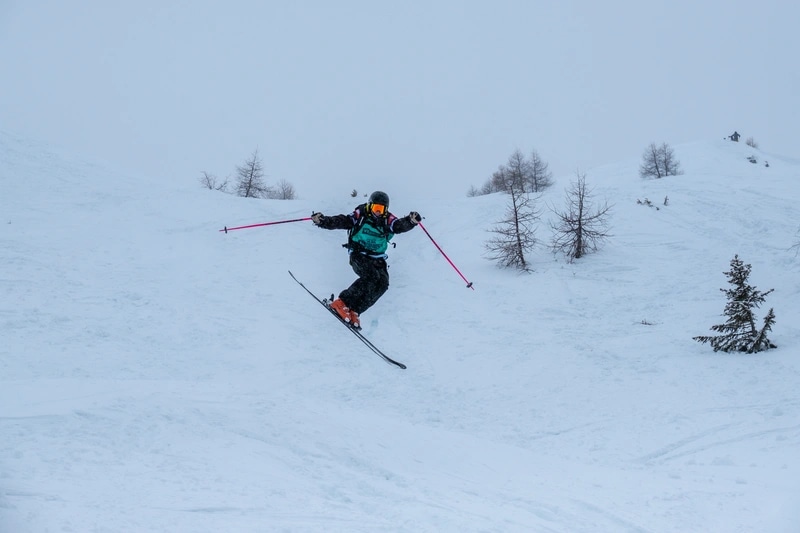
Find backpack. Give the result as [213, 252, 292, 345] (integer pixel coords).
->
[347, 205, 395, 255]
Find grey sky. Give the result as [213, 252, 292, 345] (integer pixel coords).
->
[1, 1, 796, 201]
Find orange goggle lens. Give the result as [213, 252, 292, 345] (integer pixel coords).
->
[370, 203, 386, 216]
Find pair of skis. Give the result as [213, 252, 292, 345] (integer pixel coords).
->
[288, 271, 406, 369]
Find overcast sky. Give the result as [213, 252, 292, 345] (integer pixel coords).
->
[1, 0, 796, 201]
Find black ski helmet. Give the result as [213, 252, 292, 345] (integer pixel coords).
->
[368, 190, 390, 208]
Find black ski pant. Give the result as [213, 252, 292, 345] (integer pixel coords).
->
[339, 252, 389, 315]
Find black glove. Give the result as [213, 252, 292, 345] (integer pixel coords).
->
[409, 211, 422, 224]
[311, 212, 324, 225]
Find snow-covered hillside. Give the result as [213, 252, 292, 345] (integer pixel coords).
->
[2, 131, 799, 532]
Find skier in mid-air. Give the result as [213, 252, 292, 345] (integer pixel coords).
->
[311, 191, 421, 329]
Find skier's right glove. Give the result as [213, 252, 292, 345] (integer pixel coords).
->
[311, 212, 324, 226]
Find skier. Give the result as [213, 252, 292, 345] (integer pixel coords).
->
[311, 191, 422, 329]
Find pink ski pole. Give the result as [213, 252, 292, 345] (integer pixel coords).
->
[220, 217, 312, 233]
[418, 221, 474, 290]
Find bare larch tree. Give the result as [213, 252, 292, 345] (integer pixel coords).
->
[485, 166, 541, 270]
[550, 171, 612, 262]
[199, 171, 228, 192]
[473, 148, 554, 195]
[272, 179, 297, 200]
[639, 142, 682, 179]
[505, 149, 529, 192]
[527, 149, 554, 192]
[235, 149, 272, 198]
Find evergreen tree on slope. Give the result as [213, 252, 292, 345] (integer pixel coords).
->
[694, 255, 777, 353]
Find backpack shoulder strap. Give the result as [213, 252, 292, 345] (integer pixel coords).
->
[345, 205, 368, 247]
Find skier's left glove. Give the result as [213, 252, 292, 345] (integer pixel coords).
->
[409, 211, 422, 224]
[311, 212, 324, 226]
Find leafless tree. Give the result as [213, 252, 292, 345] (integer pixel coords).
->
[661, 143, 682, 176]
[746, 137, 759, 149]
[234, 149, 272, 198]
[639, 142, 682, 179]
[486, 166, 509, 194]
[199, 171, 229, 192]
[550, 171, 612, 262]
[527, 149, 554, 192]
[505, 149, 529, 191]
[471, 148, 554, 196]
[639, 143, 662, 179]
[269, 179, 297, 200]
[485, 167, 541, 270]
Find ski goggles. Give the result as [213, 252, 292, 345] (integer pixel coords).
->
[369, 203, 387, 216]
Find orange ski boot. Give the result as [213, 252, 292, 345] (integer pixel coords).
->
[330, 298, 353, 324]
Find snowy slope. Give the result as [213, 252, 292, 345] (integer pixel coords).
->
[2, 131, 799, 532]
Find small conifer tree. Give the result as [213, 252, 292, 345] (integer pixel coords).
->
[693, 255, 777, 353]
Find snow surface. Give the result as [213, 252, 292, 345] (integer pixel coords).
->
[2, 131, 799, 532]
